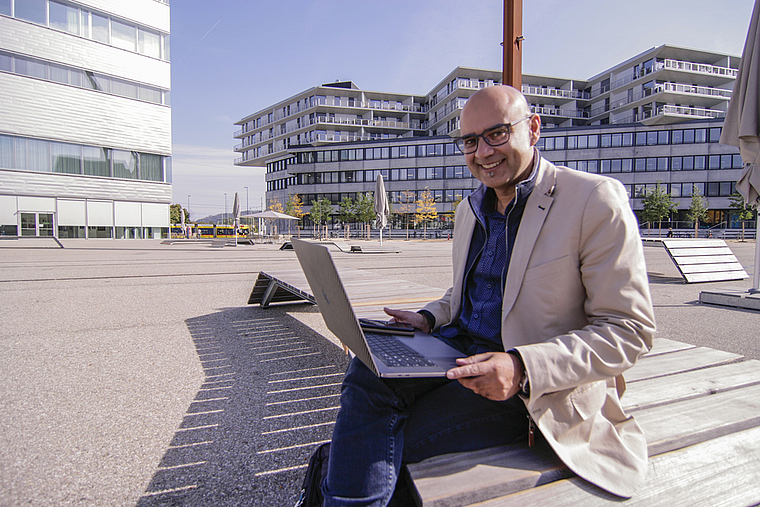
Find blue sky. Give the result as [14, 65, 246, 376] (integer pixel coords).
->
[169, 0, 755, 220]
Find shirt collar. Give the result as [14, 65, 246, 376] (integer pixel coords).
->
[470, 148, 540, 220]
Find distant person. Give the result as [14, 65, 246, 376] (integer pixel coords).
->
[667, 227, 673, 238]
[317, 86, 655, 506]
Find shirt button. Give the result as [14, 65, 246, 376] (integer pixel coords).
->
[487, 251, 494, 256]
[486, 284, 493, 290]
[473, 313, 479, 319]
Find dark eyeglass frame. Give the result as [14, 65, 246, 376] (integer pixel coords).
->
[454, 115, 532, 154]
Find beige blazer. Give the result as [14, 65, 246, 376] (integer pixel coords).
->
[422, 155, 656, 498]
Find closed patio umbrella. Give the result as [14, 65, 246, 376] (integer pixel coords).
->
[720, 0, 760, 292]
[374, 174, 389, 245]
[232, 192, 240, 245]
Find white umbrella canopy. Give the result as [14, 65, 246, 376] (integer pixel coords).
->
[720, 0, 760, 291]
[374, 174, 390, 244]
[241, 210, 297, 219]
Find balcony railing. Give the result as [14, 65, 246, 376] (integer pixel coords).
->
[530, 105, 589, 118]
[652, 104, 726, 120]
[592, 58, 738, 98]
[592, 82, 733, 116]
[309, 116, 421, 130]
[522, 86, 590, 100]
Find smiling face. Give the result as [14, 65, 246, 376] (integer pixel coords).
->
[459, 86, 541, 207]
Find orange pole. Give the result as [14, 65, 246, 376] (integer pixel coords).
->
[503, 0, 523, 89]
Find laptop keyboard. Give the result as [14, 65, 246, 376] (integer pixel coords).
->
[364, 332, 437, 368]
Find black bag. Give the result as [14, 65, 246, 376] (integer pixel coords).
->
[294, 443, 330, 507]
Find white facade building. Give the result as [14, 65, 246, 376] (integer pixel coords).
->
[0, 0, 172, 239]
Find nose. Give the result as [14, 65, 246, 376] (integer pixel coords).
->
[473, 136, 495, 159]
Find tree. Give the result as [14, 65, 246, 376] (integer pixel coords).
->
[729, 192, 755, 241]
[686, 185, 709, 238]
[170, 204, 189, 224]
[268, 197, 284, 213]
[398, 190, 416, 240]
[414, 188, 438, 239]
[309, 198, 333, 239]
[338, 196, 356, 239]
[285, 194, 305, 235]
[355, 192, 375, 239]
[641, 182, 677, 237]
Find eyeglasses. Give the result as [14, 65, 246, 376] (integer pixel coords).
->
[454, 116, 532, 154]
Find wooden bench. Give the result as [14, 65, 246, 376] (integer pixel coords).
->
[248, 267, 444, 318]
[660, 239, 749, 283]
[246, 265, 760, 505]
[406, 338, 760, 506]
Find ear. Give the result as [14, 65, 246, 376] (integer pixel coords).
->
[529, 114, 542, 146]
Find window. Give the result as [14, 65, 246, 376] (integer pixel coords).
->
[658, 131, 669, 145]
[83, 146, 110, 177]
[51, 141, 81, 174]
[544, 138, 555, 150]
[113, 150, 138, 179]
[140, 153, 163, 181]
[635, 132, 647, 146]
[0, 0, 10, 15]
[0, 135, 13, 168]
[111, 19, 136, 52]
[709, 128, 722, 143]
[15, 55, 47, 79]
[694, 129, 708, 143]
[672, 157, 682, 171]
[672, 130, 683, 144]
[15, 0, 47, 24]
[26, 139, 50, 172]
[91, 12, 110, 43]
[709, 155, 721, 170]
[601, 134, 612, 148]
[49, 1, 79, 35]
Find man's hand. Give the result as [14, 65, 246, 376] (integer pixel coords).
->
[383, 307, 430, 334]
[446, 352, 524, 401]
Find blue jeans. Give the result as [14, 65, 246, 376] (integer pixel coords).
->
[321, 357, 528, 507]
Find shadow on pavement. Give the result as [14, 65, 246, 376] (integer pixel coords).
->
[135, 305, 348, 506]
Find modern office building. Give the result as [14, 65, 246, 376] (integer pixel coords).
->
[0, 0, 172, 239]
[236, 44, 746, 231]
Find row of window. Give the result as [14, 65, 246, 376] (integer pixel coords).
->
[564, 154, 743, 173]
[281, 179, 738, 209]
[633, 181, 736, 198]
[0, 134, 170, 182]
[1, 0, 169, 61]
[269, 151, 743, 192]
[539, 127, 722, 151]
[0, 49, 169, 105]
[294, 189, 475, 206]
[293, 143, 458, 166]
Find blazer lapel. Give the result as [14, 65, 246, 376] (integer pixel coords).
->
[502, 159, 556, 316]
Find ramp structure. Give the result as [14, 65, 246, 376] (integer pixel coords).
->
[661, 239, 748, 283]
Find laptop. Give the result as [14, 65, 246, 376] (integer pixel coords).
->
[291, 238, 466, 378]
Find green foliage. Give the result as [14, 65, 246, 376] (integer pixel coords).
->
[355, 193, 375, 224]
[170, 204, 189, 224]
[686, 185, 709, 224]
[641, 182, 677, 227]
[309, 198, 334, 226]
[729, 192, 755, 221]
[338, 196, 356, 224]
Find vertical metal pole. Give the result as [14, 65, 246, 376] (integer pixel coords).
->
[503, 0, 523, 89]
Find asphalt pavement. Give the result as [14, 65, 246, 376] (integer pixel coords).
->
[0, 237, 757, 506]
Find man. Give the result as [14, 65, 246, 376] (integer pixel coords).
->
[320, 85, 655, 506]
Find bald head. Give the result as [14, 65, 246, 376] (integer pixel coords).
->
[456, 85, 540, 210]
[461, 85, 531, 127]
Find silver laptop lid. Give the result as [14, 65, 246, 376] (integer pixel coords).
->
[291, 238, 380, 375]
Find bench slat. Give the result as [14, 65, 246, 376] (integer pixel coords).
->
[473, 425, 760, 506]
[626, 346, 743, 382]
[670, 254, 739, 264]
[622, 359, 760, 412]
[685, 271, 749, 283]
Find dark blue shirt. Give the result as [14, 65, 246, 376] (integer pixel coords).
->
[436, 164, 537, 355]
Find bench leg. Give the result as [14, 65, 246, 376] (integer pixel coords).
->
[260, 279, 279, 308]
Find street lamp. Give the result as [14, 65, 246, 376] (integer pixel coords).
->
[224, 193, 227, 224]
[187, 195, 190, 220]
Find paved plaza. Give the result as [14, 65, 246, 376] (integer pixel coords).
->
[1, 237, 758, 506]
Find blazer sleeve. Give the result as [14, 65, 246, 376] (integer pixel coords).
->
[515, 178, 656, 400]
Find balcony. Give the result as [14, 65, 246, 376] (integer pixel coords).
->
[612, 105, 726, 125]
[592, 82, 733, 116]
[592, 58, 738, 97]
[522, 86, 590, 100]
[309, 116, 422, 130]
[530, 105, 589, 119]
